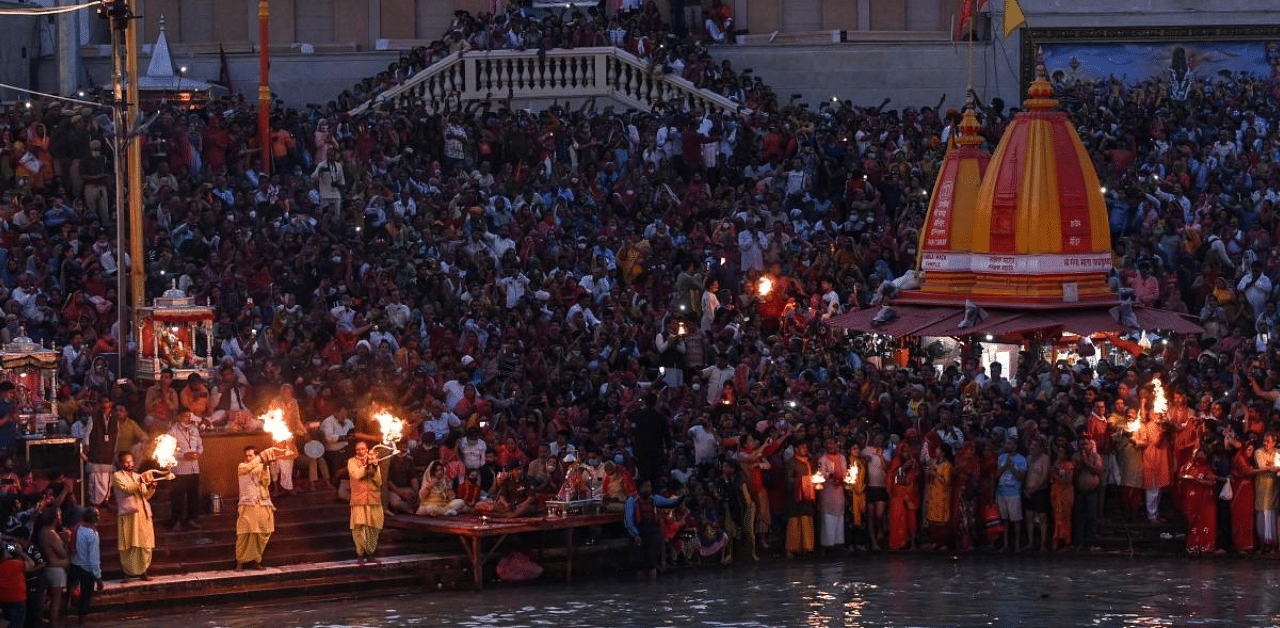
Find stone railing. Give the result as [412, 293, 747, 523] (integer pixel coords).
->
[348, 47, 739, 116]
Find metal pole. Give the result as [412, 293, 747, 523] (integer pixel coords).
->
[57, 0, 80, 96]
[126, 6, 145, 322]
[258, 0, 271, 177]
[111, 11, 126, 379]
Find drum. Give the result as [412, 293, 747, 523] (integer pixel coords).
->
[304, 440, 325, 460]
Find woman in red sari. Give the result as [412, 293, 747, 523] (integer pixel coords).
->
[1180, 448, 1221, 554]
[1231, 438, 1259, 553]
[887, 443, 920, 551]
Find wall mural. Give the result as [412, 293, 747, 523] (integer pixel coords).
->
[1020, 26, 1280, 102]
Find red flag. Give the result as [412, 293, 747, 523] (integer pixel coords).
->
[957, 0, 991, 40]
[956, 0, 973, 39]
[218, 44, 232, 92]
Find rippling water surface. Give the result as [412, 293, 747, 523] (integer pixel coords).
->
[103, 555, 1280, 628]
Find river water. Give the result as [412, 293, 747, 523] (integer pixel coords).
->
[100, 554, 1280, 628]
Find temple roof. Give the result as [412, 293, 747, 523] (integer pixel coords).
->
[914, 99, 991, 295]
[909, 54, 1115, 308]
[138, 16, 216, 93]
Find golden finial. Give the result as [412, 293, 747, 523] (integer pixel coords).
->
[1023, 47, 1059, 111]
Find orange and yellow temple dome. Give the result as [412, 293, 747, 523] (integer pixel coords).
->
[916, 101, 990, 294]
[911, 59, 1114, 308]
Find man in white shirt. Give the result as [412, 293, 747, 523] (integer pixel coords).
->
[320, 405, 354, 483]
[578, 266, 612, 303]
[688, 419, 719, 466]
[738, 223, 767, 273]
[459, 428, 487, 471]
[210, 366, 254, 428]
[700, 280, 721, 332]
[167, 411, 204, 532]
[443, 367, 468, 411]
[329, 295, 356, 332]
[497, 268, 530, 309]
[566, 293, 603, 327]
[700, 353, 736, 405]
[1238, 260, 1272, 321]
[420, 402, 461, 443]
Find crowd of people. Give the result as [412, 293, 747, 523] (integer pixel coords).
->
[0, 1, 1277, 620]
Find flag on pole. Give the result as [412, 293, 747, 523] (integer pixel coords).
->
[955, 0, 974, 40]
[218, 44, 232, 92]
[956, 0, 991, 41]
[1003, 0, 1026, 37]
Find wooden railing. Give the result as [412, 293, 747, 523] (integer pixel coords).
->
[348, 47, 740, 116]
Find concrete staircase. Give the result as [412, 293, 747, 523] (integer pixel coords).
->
[88, 489, 633, 616]
[96, 489, 422, 579]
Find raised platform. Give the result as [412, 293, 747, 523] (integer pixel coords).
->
[389, 512, 625, 590]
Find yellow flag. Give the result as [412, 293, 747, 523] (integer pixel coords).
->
[1003, 0, 1026, 37]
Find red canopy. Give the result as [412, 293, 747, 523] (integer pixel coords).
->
[825, 304, 1202, 338]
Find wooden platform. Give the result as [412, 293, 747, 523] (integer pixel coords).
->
[389, 512, 624, 589]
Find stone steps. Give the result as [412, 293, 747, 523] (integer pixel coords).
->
[93, 553, 468, 614]
[95, 490, 434, 579]
[91, 538, 635, 617]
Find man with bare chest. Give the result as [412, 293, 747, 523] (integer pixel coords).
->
[1022, 438, 1050, 551]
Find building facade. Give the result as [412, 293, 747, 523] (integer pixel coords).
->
[29, 0, 1280, 108]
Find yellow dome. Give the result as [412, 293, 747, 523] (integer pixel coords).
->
[917, 103, 990, 295]
[966, 61, 1114, 306]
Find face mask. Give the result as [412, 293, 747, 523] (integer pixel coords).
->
[588, 459, 600, 467]
[614, 454, 625, 465]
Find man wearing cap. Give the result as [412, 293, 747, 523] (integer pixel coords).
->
[82, 138, 109, 224]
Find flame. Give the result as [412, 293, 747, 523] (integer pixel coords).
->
[1151, 378, 1168, 416]
[844, 464, 859, 486]
[261, 408, 292, 443]
[758, 276, 773, 297]
[373, 409, 405, 446]
[810, 471, 825, 487]
[1126, 418, 1142, 433]
[153, 434, 178, 468]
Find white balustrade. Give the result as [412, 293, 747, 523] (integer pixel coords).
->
[350, 47, 739, 117]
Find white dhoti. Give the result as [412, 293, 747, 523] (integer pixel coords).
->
[87, 462, 114, 505]
[271, 458, 295, 491]
[819, 512, 845, 547]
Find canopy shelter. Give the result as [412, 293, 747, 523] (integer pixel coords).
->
[825, 304, 1201, 339]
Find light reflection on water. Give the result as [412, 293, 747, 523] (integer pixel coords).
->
[101, 555, 1280, 628]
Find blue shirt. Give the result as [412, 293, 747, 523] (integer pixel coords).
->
[71, 524, 101, 580]
[624, 494, 681, 537]
[996, 452, 1027, 497]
